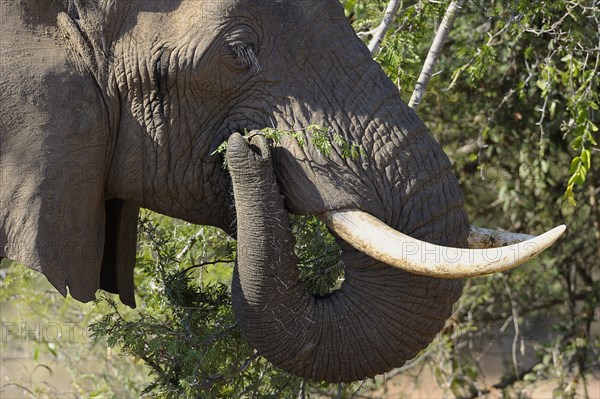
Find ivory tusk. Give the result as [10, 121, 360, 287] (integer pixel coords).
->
[320, 210, 566, 278]
[468, 226, 534, 249]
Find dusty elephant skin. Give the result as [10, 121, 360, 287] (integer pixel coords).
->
[1, 0, 556, 384]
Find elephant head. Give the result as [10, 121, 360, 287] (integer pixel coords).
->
[0, 0, 564, 383]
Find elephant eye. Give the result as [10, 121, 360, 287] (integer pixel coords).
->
[232, 44, 261, 73]
[225, 25, 262, 74]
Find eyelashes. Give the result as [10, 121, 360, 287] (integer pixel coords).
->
[225, 25, 261, 74]
[232, 44, 262, 74]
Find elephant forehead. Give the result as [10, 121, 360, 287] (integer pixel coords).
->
[121, 0, 349, 66]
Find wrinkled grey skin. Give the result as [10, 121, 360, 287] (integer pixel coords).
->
[0, 0, 469, 382]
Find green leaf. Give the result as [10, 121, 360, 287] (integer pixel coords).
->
[536, 80, 547, 91]
[569, 157, 581, 173]
[563, 186, 577, 206]
[577, 108, 588, 124]
[46, 342, 58, 358]
[576, 166, 587, 184]
[560, 54, 573, 62]
[211, 141, 229, 156]
[549, 101, 557, 119]
[582, 149, 591, 169]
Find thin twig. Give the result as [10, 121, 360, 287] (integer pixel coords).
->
[351, 379, 369, 398]
[179, 259, 234, 275]
[176, 228, 205, 260]
[409, 0, 466, 109]
[368, 0, 402, 55]
[502, 275, 523, 379]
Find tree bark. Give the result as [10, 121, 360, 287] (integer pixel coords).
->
[409, 0, 466, 110]
[368, 0, 402, 56]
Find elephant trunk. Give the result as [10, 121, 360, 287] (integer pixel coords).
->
[227, 133, 462, 382]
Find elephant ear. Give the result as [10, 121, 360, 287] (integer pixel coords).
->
[0, 2, 137, 306]
[60, 0, 120, 87]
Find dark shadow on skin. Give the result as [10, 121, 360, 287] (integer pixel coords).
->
[271, 146, 383, 221]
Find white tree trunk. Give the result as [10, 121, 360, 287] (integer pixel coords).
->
[368, 0, 402, 55]
[409, 0, 466, 110]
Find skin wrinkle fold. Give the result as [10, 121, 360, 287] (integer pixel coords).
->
[146, 18, 262, 212]
[403, 185, 466, 238]
[290, 295, 317, 340]
[329, 300, 359, 380]
[323, 299, 344, 381]
[308, 301, 330, 379]
[348, 281, 451, 335]
[333, 290, 372, 379]
[330, 304, 348, 381]
[232, 206, 310, 362]
[342, 278, 434, 345]
[350, 271, 457, 302]
[319, 302, 341, 381]
[282, 301, 319, 373]
[242, 300, 308, 367]
[338, 288, 403, 371]
[335, 266, 404, 356]
[398, 162, 457, 231]
[344, 255, 459, 302]
[329, 120, 379, 203]
[347, 89, 394, 145]
[322, 307, 339, 382]
[347, 275, 455, 319]
[333, 293, 385, 378]
[327, 296, 351, 380]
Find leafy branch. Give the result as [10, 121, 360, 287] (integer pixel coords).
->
[213, 125, 365, 162]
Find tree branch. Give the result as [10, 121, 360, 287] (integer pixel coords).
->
[176, 227, 205, 260]
[409, 0, 466, 110]
[368, 0, 402, 56]
[179, 259, 234, 275]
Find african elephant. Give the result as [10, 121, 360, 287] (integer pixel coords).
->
[0, 0, 564, 383]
